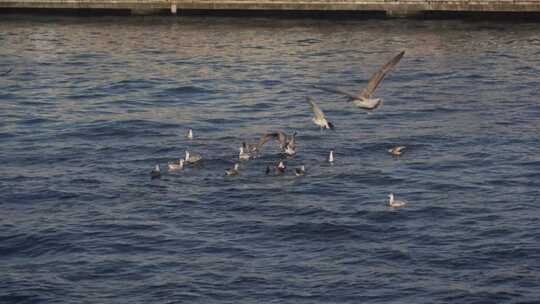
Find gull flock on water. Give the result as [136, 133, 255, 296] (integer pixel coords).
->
[151, 51, 409, 208]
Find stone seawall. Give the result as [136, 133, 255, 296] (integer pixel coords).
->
[1, 0, 540, 17]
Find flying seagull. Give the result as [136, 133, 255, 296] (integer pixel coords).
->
[238, 141, 260, 157]
[314, 51, 405, 110]
[239, 143, 254, 160]
[306, 97, 334, 130]
[256, 131, 297, 156]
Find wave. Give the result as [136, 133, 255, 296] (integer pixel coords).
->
[58, 119, 175, 139]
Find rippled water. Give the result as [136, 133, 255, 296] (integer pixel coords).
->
[1, 15, 540, 303]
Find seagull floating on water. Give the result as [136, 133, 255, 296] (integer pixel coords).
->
[328, 149, 335, 163]
[295, 165, 306, 176]
[388, 146, 406, 156]
[150, 165, 161, 179]
[225, 163, 240, 176]
[257, 131, 297, 156]
[186, 129, 193, 140]
[264, 161, 286, 175]
[168, 159, 184, 171]
[314, 51, 405, 111]
[277, 161, 286, 174]
[388, 193, 407, 208]
[185, 151, 202, 164]
[307, 97, 334, 130]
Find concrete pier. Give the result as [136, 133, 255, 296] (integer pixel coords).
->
[1, 0, 540, 17]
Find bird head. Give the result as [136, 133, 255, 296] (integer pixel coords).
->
[327, 122, 335, 130]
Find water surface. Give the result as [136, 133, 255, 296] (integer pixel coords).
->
[1, 15, 539, 303]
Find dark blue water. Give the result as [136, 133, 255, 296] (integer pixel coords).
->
[1, 15, 540, 303]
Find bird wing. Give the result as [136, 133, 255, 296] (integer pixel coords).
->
[312, 85, 356, 100]
[358, 51, 405, 99]
[306, 97, 326, 121]
[277, 131, 288, 148]
[256, 132, 284, 150]
[288, 131, 297, 148]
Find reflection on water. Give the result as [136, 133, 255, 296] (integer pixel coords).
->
[1, 15, 540, 303]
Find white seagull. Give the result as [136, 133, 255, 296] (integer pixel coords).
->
[185, 151, 202, 164]
[388, 193, 407, 208]
[328, 149, 335, 163]
[186, 128, 193, 140]
[168, 159, 184, 171]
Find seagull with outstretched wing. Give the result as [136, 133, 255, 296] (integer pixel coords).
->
[256, 131, 297, 156]
[314, 51, 405, 111]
